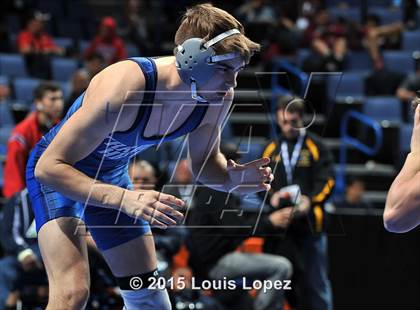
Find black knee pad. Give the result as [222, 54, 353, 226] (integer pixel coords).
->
[115, 268, 159, 290]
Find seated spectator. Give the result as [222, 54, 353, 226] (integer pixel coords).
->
[3, 82, 63, 198]
[118, 0, 152, 55]
[17, 11, 63, 79]
[362, 14, 404, 71]
[128, 158, 158, 191]
[235, 0, 276, 25]
[235, 0, 276, 48]
[263, 16, 302, 63]
[84, 17, 127, 65]
[184, 143, 293, 310]
[0, 189, 48, 309]
[63, 53, 105, 115]
[302, 10, 348, 72]
[334, 177, 372, 209]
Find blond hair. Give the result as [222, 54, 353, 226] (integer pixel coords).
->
[174, 3, 260, 63]
[412, 91, 420, 110]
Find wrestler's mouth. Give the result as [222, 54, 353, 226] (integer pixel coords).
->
[217, 90, 229, 97]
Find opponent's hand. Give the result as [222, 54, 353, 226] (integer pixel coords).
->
[121, 190, 185, 229]
[227, 157, 274, 194]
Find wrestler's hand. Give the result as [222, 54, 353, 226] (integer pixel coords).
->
[121, 190, 185, 229]
[227, 157, 273, 194]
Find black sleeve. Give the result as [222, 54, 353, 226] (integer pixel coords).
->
[310, 140, 335, 206]
[0, 196, 28, 255]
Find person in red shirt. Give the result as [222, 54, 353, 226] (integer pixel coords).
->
[84, 16, 127, 65]
[17, 11, 63, 79]
[3, 82, 63, 198]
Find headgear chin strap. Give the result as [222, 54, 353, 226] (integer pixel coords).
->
[175, 29, 241, 102]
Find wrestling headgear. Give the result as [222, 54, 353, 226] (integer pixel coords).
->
[175, 29, 241, 102]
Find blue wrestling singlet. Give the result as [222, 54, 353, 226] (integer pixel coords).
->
[26, 57, 209, 250]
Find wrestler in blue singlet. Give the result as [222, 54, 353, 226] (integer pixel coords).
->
[26, 57, 208, 250]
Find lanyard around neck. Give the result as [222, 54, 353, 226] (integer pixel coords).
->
[281, 129, 305, 185]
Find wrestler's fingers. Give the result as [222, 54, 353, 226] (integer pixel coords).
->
[152, 200, 184, 221]
[259, 166, 272, 177]
[149, 208, 178, 226]
[144, 214, 168, 229]
[156, 192, 185, 209]
[243, 157, 270, 168]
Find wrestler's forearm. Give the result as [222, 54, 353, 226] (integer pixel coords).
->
[384, 153, 420, 232]
[192, 152, 232, 192]
[34, 160, 127, 210]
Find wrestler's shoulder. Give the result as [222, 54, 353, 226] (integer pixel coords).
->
[82, 60, 147, 111]
[92, 60, 146, 92]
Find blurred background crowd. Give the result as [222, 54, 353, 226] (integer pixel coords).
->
[0, 0, 420, 309]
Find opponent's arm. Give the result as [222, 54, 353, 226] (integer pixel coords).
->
[384, 104, 420, 233]
[35, 61, 183, 228]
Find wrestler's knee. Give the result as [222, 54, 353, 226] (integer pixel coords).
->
[120, 288, 171, 310]
[48, 279, 90, 309]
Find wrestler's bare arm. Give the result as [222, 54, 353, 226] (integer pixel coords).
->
[384, 104, 420, 232]
[35, 60, 146, 209]
[187, 89, 272, 193]
[187, 90, 234, 190]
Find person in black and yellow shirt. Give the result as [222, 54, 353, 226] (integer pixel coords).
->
[262, 96, 335, 310]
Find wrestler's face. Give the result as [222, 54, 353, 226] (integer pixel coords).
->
[200, 57, 245, 100]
